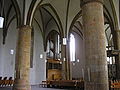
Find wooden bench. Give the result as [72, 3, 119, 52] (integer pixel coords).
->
[111, 81, 120, 89]
[0, 77, 2, 86]
[39, 80, 50, 87]
[40, 80, 84, 89]
[0, 77, 14, 87]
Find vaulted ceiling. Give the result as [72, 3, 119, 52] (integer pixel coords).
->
[0, 0, 119, 45]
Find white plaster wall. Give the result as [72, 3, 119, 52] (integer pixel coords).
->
[30, 20, 46, 85]
[71, 33, 85, 79]
[0, 19, 18, 78]
[0, 19, 46, 85]
[0, 29, 3, 75]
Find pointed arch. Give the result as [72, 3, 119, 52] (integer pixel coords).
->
[68, 10, 82, 36]
[27, 2, 63, 38]
[45, 30, 60, 52]
[11, 0, 21, 26]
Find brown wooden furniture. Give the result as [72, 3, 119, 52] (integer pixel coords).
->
[39, 81, 50, 87]
[40, 80, 84, 89]
[111, 81, 120, 89]
[47, 59, 62, 80]
[47, 69, 62, 80]
[0, 77, 14, 87]
[0, 77, 2, 86]
[8, 77, 14, 86]
[2, 77, 7, 86]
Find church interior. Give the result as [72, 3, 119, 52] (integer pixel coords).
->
[0, 0, 120, 90]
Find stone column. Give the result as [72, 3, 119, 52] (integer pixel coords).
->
[61, 44, 67, 80]
[81, 0, 109, 90]
[61, 41, 71, 80]
[114, 30, 120, 79]
[13, 25, 31, 90]
[66, 42, 71, 80]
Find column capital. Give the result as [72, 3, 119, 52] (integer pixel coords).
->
[18, 25, 32, 31]
[80, 0, 103, 7]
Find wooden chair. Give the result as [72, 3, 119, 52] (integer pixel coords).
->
[111, 80, 120, 89]
[4, 77, 8, 86]
[8, 77, 14, 86]
[39, 81, 50, 88]
[1, 77, 7, 86]
[0, 77, 2, 86]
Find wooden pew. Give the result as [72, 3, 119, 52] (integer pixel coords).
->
[7, 77, 14, 86]
[111, 80, 120, 89]
[0, 77, 2, 86]
[0, 77, 14, 87]
[39, 80, 50, 88]
[40, 80, 84, 89]
[2, 77, 7, 86]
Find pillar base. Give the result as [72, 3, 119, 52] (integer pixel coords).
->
[85, 82, 108, 90]
[13, 79, 31, 90]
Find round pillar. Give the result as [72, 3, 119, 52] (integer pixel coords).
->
[61, 45, 67, 80]
[114, 30, 120, 79]
[13, 25, 31, 90]
[81, 0, 109, 90]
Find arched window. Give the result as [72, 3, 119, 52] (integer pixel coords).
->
[70, 34, 75, 61]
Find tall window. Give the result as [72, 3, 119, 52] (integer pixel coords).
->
[57, 35, 60, 54]
[70, 34, 75, 61]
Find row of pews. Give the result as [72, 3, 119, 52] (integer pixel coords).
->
[40, 80, 84, 89]
[1, 77, 120, 89]
[40, 80, 120, 89]
[110, 80, 120, 89]
[0, 77, 14, 87]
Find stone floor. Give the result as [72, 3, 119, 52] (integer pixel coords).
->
[0, 85, 76, 90]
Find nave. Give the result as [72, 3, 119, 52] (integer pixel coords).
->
[0, 0, 120, 90]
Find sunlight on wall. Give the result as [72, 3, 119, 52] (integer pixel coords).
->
[70, 34, 75, 62]
[0, 17, 4, 28]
